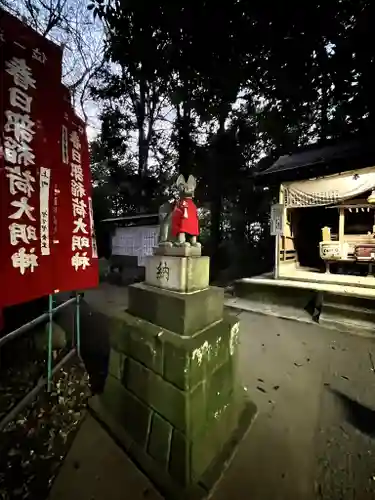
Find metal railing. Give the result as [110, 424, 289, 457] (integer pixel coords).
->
[0, 292, 82, 431]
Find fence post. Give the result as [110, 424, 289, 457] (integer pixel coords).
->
[76, 292, 81, 357]
[47, 294, 54, 392]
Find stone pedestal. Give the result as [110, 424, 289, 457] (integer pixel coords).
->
[90, 254, 256, 499]
[145, 255, 209, 293]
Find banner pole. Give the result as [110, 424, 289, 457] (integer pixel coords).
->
[47, 294, 54, 392]
[76, 292, 81, 357]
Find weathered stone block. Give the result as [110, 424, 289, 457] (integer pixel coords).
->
[163, 342, 191, 390]
[108, 349, 124, 380]
[127, 329, 164, 375]
[163, 314, 239, 391]
[124, 357, 186, 431]
[99, 375, 151, 448]
[91, 301, 255, 499]
[188, 382, 207, 437]
[128, 283, 224, 335]
[191, 402, 239, 481]
[169, 429, 189, 486]
[145, 255, 209, 293]
[147, 412, 172, 468]
[206, 361, 235, 422]
[108, 316, 129, 354]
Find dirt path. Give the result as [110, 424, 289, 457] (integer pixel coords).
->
[212, 312, 375, 500]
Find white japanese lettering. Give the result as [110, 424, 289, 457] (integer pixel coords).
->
[72, 149, 81, 164]
[9, 87, 32, 113]
[5, 111, 35, 143]
[71, 179, 86, 198]
[32, 48, 47, 64]
[72, 235, 90, 251]
[9, 222, 37, 246]
[88, 196, 98, 258]
[14, 42, 26, 50]
[5, 58, 36, 91]
[70, 131, 81, 150]
[62, 126, 69, 164]
[72, 217, 88, 234]
[6, 166, 35, 197]
[71, 252, 90, 271]
[9, 196, 36, 221]
[11, 247, 38, 275]
[4, 136, 35, 166]
[72, 198, 87, 218]
[71, 163, 83, 182]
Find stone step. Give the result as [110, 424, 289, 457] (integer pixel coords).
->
[233, 280, 316, 311]
[319, 313, 375, 337]
[322, 302, 375, 321]
[225, 297, 315, 324]
[319, 294, 375, 336]
[322, 292, 375, 311]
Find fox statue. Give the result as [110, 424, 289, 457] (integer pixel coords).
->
[158, 174, 201, 248]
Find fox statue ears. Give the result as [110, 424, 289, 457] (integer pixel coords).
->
[176, 174, 196, 191]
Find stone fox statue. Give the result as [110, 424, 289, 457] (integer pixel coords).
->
[158, 174, 201, 247]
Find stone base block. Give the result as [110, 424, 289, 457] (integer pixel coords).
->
[234, 279, 316, 310]
[90, 384, 256, 499]
[153, 246, 201, 257]
[128, 283, 224, 336]
[89, 311, 256, 499]
[145, 255, 209, 293]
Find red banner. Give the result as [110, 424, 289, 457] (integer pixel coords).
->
[0, 8, 63, 83]
[52, 104, 98, 294]
[0, 9, 98, 308]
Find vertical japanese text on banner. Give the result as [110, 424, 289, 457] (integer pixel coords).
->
[4, 56, 38, 275]
[69, 129, 90, 271]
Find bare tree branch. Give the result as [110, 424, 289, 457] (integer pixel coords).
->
[2, 0, 104, 125]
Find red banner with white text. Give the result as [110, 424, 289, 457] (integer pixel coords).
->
[52, 105, 98, 294]
[0, 9, 98, 308]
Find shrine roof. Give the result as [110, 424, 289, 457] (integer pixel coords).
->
[101, 213, 158, 227]
[256, 138, 375, 183]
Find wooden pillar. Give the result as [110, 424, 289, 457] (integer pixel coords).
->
[274, 185, 284, 279]
[339, 208, 345, 242]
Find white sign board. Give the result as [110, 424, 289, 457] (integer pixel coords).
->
[111, 225, 159, 265]
[270, 204, 284, 236]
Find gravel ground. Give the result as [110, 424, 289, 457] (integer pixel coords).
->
[0, 333, 91, 500]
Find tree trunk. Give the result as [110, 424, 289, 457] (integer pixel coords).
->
[137, 81, 146, 176]
[316, 45, 329, 142]
[209, 118, 225, 278]
[176, 102, 193, 178]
